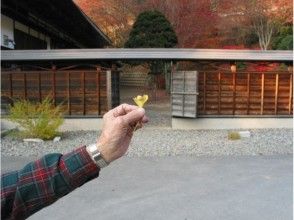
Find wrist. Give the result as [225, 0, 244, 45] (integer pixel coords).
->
[97, 133, 114, 163]
[96, 141, 112, 163]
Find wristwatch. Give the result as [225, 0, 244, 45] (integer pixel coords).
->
[86, 143, 109, 169]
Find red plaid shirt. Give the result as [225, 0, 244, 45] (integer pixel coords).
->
[1, 146, 100, 220]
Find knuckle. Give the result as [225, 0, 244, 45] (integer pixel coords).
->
[115, 117, 124, 125]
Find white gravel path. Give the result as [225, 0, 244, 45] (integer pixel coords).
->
[1, 128, 292, 157]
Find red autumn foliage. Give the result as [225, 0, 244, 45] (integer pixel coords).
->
[74, 0, 293, 49]
[138, 0, 219, 48]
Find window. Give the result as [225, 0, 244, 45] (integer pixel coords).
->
[14, 29, 47, 49]
[3, 35, 9, 46]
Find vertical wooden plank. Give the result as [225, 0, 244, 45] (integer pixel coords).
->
[67, 72, 71, 115]
[274, 73, 279, 114]
[203, 72, 206, 113]
[218, 72, 221, 114]
[9, 73, 13, 97]
[170, 61, 177, 106]
[96, 68, 101, 115]
[24, 72, 27, 99]
[106, 70, 112, 111]
[289, 73, 293, 114]
[182, 71, 186, 116]
[246, 73, 250, 115]
[195, 71, 198, 117]
[52, 71, 56, 106]
[38, 72, 42, 102]
[261, 73, 265, 115]
[232, 72, 236, 115]
[82, 72, 86, 115]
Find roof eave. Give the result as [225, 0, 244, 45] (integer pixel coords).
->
[1, 49, 293, 61]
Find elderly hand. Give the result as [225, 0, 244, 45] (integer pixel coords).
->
[97, 104, 148, 163]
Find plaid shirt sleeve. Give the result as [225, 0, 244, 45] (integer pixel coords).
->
[1, 146, 100, 220]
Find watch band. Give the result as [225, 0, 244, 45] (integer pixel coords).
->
[86, 143, 109, 168]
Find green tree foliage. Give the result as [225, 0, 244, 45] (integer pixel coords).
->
[125, 10, 178, 48]
[125, 10, 178, 92]
[272, 26, 293, 50]
[8, 97, 64, 140]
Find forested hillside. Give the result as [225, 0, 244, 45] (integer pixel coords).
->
[75, 0, 292, 49]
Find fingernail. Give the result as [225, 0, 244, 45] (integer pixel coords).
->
[137, 107, 145, 114]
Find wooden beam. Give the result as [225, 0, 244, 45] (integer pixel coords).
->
[82, 72, 86, 115]
[274, 73, 279, 114]
[52, 71, 56, 106]
[183, 71, 186, 116]
[24, 72, 27, 99]
[38, 72, 42, 102]
[261, 73, 265, 115]
[289, 74, 293, 114]
[96, 68, 101, 115]
[106, 70, 112, 111]
[9, 73, 13, 97]
[232, 72, 236, 115]
[218, 72, 221, 114]
[67, 72, 71, 115]
[246, 73, 250, 115]
[203, 72, 206, 113]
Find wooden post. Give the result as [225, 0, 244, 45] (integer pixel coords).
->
[67, 72, 71, 115]
[96, 67, 101, 115]
[289, 74, 293, 114]
[24, 72, 27, 99]
[38, 72, 42, 102]
[52, 67, 56, 106]
[232, 72, 236, 115]
[82, 72, 86, 115]
[274, 73, 279, 115]
[106, 70, 112, 111]
[218, 72, 221, 114]
[182, 71, 186, 117]
[246, 73, 250, 115]
[9, 73, 13, 97]
[203, 72, 206, 113]
[195, 71, 199, 116]
[261, 73, 265, 115]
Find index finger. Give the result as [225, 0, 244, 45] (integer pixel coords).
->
[112, 103, 139, 117]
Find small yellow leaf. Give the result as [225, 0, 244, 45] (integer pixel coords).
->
[133, 94, 148, 107]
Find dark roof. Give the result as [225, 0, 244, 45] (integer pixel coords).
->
[1, 0, 111, 48]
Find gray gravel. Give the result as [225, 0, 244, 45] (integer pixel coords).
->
[1, 128, 292, 157]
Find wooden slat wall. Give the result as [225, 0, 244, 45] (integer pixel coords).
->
[1, 70, 109, 116]
[197, 71, 293, 115]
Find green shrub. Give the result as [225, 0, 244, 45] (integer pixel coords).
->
[8, 97, 64, 140]
[272, 26, 293, 50]
[228, 131, 241, 140]
[276, 35, 293, 50]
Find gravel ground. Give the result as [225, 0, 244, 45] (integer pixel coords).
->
[1, 128, 292, 157]
[144, 102, 171, 127]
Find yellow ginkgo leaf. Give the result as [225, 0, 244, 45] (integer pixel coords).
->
[133, 94, 148, 107]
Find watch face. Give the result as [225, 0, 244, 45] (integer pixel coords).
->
[88, 144, 98, 152]
[87, 144, 108, 168]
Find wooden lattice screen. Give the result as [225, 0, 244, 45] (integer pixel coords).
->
[1, 69, 113, 116]
[197, 71, 293, 116]
[172, 70, 293, 117]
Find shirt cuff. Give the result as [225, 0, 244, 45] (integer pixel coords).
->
[62, 145, 100, 189]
